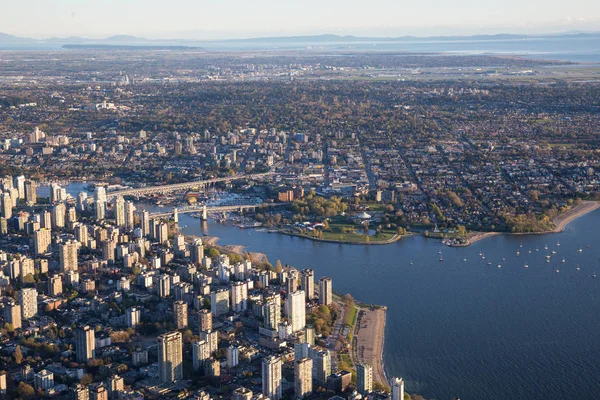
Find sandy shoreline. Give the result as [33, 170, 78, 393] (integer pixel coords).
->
[551, 201, 600, 232]
[354, 306, 388, 387]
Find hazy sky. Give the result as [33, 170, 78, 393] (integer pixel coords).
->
[2, 0, 599, 39]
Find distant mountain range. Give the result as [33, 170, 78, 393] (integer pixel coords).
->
[1, 31, 599, 46]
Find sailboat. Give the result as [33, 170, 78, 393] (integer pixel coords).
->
[524, 263, 529, 268]
[439, 253, 444, 262]
[576, 264, 580, 271]
[578, 248, 583, 253]
[562, 258, 565, 263]
[556, 241, 560, 246]
[544, 244, 548, 250]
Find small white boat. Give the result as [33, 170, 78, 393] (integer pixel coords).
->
[536, 247, 539, 252]
[556, 241, 560, 246]
[556, 269, 560, 273]
[562, 258, 565, 263]
[524, 264, 529, 268]
[576, 265, 580, 271]
[578, 248, 583, 253]
[463, 258, 467, 262]
[551, 250, 557, 254]
[497, 264, 502, 268]
[544, 244, 548, 250]
[516, 251, 520, 256]
[487, 262, 492, 265]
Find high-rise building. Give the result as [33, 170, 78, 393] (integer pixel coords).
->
[72, 383, 89, 400]
[262, 355, 283, 400]
[126, 307, 141, 327]
[59, 240, 78, 272]
[95, 200, 106, 220]
[301, 269, 315, 300]
[4, 301, 21, 329]
[157, 221, 169, 244]
[158, 275, 171, 298]
[199, 309, 212, 332]
[286, 290, 306, 333]
[41, 210, 52, 229]
[125, 201, 135, 230]
[48, 275, 63, 296]
[34, 369, 54, 390]
[90, 384, 108, 400]
[114, 196, 125, 227]
[158, 331, 183, 383]
[199, 330, 218, 356]
[52, 203, 66, 228]
[264, 295, 281, 330]
[191, 238, 204, 265]
[76, 325, 96, 363]
[357, 363, 373, 395]
[108, 375, 124, 399]
[24, 180, 37, 205]
[77, 192, 88, 212]
[232, 387, 253, 400]
[15, 175, 25, 199]
[33, 228, 52, 254]
[102, 240, 116, 262]
[20, 257, 35, 281]
[294, 358, 313, 399]
[74, 223, 89, 246]
[211, 289, 230, 316]
[311, 347, 331, 386]
[139, 210, 150, 237]
[227, 345, 239, 368]
[0, 192, 11, 219]
[66, 206, 77, 224]
[319, 277, 333, 306]
[173, 300, 188, 329]
[391, 377, 405, 400]
[192, 340, 209, 371]
[231, 281, 248, 312]
[19, 288, 38, 320]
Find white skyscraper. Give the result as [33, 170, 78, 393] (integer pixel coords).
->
[192, 340, 209, 371]
[286, 290, 306, 333]
[19, 288, 38, 320]
[391, 377, 405, 400]
[227, 345, 239, 368]
[262, 355, 282, 400]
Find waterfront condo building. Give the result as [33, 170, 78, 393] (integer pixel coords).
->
[357, 363, 373, 395]
[286, 290, 306, 332]
[301, 268, 315, 300]
[319, 277, 333, 306]
[391, 377, 405, 400]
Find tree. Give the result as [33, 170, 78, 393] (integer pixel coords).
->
[18, 382, 35, 397]
[14, 345, 23, 364]
[275, 260, 283, 274]
[80, 373, 93, 385]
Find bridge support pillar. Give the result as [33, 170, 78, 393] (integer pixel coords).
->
[201, 205, 208, 221]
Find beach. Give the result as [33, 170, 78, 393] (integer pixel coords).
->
[551, 201, 600, 232]
[354, 306, 388, 387]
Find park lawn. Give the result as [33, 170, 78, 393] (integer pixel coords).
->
[344, 304, 358, 327]
[318, 230, 395, 243]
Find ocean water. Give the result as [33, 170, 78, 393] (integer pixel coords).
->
[1, 36, 599, 63]
[172, 210, 600, 400]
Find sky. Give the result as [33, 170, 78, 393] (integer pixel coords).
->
[2, 0, 599, 39]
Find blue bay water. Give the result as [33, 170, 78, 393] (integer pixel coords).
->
[174, 211, 600, 400]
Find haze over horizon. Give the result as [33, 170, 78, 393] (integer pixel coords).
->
[2, 0, 599, 40]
